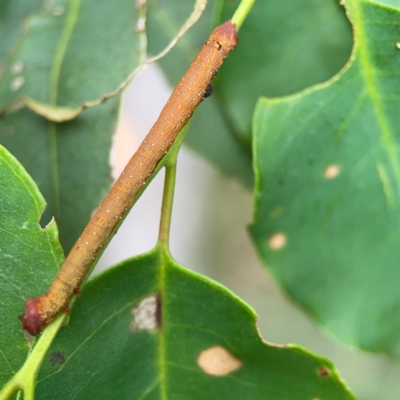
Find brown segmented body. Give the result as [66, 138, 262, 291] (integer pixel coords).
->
[19, 21, 238, 335]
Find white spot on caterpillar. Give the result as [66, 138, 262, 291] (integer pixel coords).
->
[268, 232, 287, 250]
[10, 76, 25, 91]
[324, 164, 340, 179]
[130, 294, 159, 332]
[197, 346, 242, 376]
[396, 42, 400, 49]
[10, 61, 24, 75]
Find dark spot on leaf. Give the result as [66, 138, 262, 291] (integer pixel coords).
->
[319, 366, 330, 377]
[156, 293, 162, 329]
[49, 351, 66, 366]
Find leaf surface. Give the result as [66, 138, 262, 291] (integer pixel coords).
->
[0, 97, 118, 252]
[0, 0, 42, 72]
[0, 0, 144, 119]
[219, 0, 353, 145]
[250, 0, 400, 354]
[35, 251, 355, 400]
[146, 0, 352, 185]
[0, 145, 63, 387]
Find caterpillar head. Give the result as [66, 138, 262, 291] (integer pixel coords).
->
[210, 21, 238, 53]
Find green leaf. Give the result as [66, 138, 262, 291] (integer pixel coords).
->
[146, 0, 352, 186]
[0, 0, 144, 120]
[0, 97, 118, 252]
[35, 250, 354, 399]
[219, 0, 353, 145]
[250, 0, 400, 354]
[0, 0, 43, 72]
[377, 0, 400, 7]
[0, 145, 63, 388]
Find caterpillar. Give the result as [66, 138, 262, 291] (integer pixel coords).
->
[19, 21, 238, 335]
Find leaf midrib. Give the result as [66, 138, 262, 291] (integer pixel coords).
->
[352, 0, 400, 185]
[47, 0, 81, 223]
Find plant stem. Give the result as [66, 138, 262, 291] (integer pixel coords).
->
[157, 118, 191, 250]
[158, 162, 177, 250]
[231, 0, 255, 30]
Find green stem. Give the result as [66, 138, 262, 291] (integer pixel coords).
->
[157, 119, 192, 250]
[158, 161, 177, 250]
[231, 0, 255, 30]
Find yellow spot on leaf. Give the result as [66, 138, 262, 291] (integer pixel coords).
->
[268, 232, 287, 250]
[271, 206, 283, 217]
[324, 164, 340, 179]
[197, 346, 242, 376]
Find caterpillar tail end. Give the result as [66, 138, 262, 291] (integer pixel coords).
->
[19, 297, 46, 336]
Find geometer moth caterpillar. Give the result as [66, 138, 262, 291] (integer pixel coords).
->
[19, 21, 238, 335]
